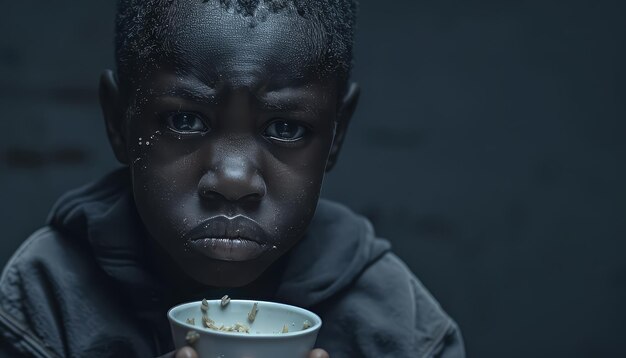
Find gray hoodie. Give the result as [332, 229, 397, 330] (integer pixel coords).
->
[0, 169, 464, 357]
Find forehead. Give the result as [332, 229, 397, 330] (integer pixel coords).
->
[159, 2, 327, 88]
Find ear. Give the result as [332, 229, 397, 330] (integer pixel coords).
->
[99, 70, 129, 164]
[326, 82, 360, 172]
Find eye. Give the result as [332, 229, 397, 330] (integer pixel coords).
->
[162, 112, 209, 134]
[264, 120, 308, 142]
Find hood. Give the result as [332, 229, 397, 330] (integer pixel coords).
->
[48, 168, 391, 308]
[48, 168, 158, 291]
[275, 200, 391, 307]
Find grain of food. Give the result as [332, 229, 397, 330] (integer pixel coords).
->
[281, 324, 289, 333]
[186, 318, 195, 325]
[185, 330, 200, 345]
[247, 302, 259, 323]
[201, 298, 209, 312]
[221, 295, 231, 307]
[302, 320, 311, 330]
[233, 323, 250, 333]
[202, 316, 215, 328]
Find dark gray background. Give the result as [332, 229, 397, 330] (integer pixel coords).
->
[1, 1, 625, 357]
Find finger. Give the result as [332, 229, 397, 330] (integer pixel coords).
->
[175, 346, 199, 358]
[308, 348, 330, 358]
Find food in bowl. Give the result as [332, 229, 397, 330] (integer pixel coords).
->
[168, 299, 322, 358]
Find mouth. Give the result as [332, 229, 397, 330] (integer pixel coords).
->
[184, 215, 270, 262]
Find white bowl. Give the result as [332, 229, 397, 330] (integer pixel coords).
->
[168, 299, 322, 358]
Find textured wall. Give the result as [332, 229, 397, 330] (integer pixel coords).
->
[1, 1, 625, 357]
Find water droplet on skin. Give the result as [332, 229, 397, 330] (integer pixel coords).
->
[138, 142, 143, 145]
[146, 141, 150, 145]
[272, 245, 277, 250]
[138, 137, 143, 141]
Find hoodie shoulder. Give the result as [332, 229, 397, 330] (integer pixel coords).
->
[316, 252, 465, 358]
[278, 199, 464, 356]
[0, 227, 155, 358]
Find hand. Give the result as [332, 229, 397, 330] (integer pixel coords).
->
[158, 347, 330, 358]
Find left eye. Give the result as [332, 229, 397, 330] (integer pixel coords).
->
[264, 121, 307, 142]
[162, 112, 209, 134]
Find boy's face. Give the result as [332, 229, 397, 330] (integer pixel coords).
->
[101, 3, 358, 287]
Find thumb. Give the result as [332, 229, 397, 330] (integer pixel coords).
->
[175, 346, 199, 358]
[308, 348, 330, 358]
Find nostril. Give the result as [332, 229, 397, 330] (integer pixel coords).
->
[239, 192, 264, 203]
[199, 187, 220, 200]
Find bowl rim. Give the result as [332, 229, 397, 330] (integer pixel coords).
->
[168, 299, 322, 339]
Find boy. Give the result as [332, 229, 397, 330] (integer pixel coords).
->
[0, 0, 464, 357]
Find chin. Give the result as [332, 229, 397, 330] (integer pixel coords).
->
[182, 258, 272, 288]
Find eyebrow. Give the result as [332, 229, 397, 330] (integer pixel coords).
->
[258, 99, 304, 112]
[153, 86, 217, 103]
[258, 89, 318, 113]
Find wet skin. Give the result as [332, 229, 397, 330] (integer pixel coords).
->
[100, 2, 359, 288]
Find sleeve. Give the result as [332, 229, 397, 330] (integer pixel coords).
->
[0, 331, 36, 358]
[0, 335, 23, 357]
[406, 254, 466, 358]
[0, 259, 60, 358]
[429, 321, 465, 358]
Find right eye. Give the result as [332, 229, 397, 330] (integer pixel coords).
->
[162, 112, 209, 134]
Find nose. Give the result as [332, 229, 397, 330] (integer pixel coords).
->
[198, 155, 266, 203]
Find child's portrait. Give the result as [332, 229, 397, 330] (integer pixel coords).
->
[1, 0, 623, 357]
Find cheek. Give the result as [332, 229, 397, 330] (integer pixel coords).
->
[131, 166, 184, 242]
[262, 142, 330, 245]
[128, 131, 202, 242]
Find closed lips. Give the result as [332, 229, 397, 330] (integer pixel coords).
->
[184, 215, 270, 261]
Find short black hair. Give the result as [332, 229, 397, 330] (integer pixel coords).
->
[115, 0, 357, 89]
